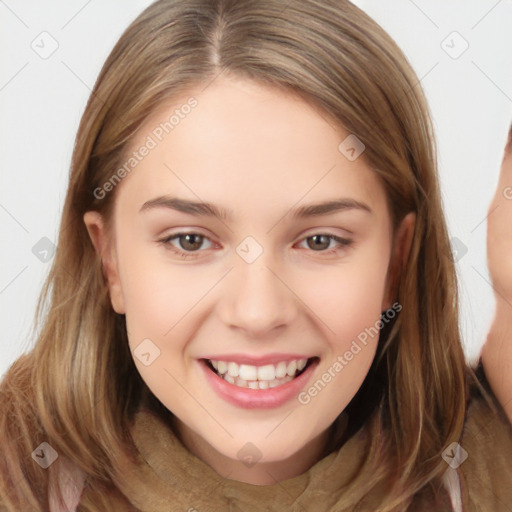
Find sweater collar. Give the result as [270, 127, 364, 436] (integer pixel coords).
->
[115, 406, 388, 511]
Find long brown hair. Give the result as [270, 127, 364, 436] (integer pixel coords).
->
[0, 0, 488, 510]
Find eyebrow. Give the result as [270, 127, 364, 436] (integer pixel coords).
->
[139, 195, 372, 221]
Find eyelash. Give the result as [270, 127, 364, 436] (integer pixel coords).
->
[157, 231, 353, 259]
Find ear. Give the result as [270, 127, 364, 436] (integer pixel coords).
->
[382, 212, 416, 311]
[83, 211, 125, 314]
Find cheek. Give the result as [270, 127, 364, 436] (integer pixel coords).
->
[302, 237, 391, 340]
[296, 243, 390, 411]
[116, 238, 213, 395]
[116, 234, 205, 347]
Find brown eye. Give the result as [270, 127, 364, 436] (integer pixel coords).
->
[159, 232, 214, 258]
[306, 234, 331, 251]
[296, 233, 353, 254]
[176, 233, 204, 251]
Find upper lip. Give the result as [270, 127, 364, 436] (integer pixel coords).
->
[201, 353, 316, 366]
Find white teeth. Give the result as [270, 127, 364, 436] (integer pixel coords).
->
[287, 360, 297, 377]
[238, 364, 257, 381]
[217, 361, 227, 375]
[227, 362, 239, 377]
[275, 361, 288, 378]
[222, 374, 294, 389]
[209, 358, 309, 381]
[257, 364, 275, 380]
[269, 377, 293, 388]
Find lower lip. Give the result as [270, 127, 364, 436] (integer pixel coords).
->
[199, 358, 319, 409]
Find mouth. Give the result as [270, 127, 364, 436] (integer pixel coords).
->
[201, 356, 319, 390]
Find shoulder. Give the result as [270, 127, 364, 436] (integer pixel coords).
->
[457, 360, 512, 510]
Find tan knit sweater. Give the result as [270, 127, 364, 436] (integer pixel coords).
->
[63, 363, 512, 511]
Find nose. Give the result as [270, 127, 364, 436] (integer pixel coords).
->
[217, 251, 298, 337]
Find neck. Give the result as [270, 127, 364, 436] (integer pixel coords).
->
[169, 413, 348, 485]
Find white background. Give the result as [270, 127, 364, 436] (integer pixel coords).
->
[1, 0, 511, 378]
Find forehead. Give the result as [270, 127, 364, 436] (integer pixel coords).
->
[113, 76, 388, 219]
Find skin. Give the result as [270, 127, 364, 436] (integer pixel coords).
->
[482, 137, 512, 424]
[84, 75, 415, 485]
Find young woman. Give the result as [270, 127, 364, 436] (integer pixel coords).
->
[1, 1, 511, 511]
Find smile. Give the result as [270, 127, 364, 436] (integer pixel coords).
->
[199, 356, 320, 409]
[206, 357, 312, 389]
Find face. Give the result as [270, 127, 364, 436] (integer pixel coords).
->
[84, 75, 413, 484]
